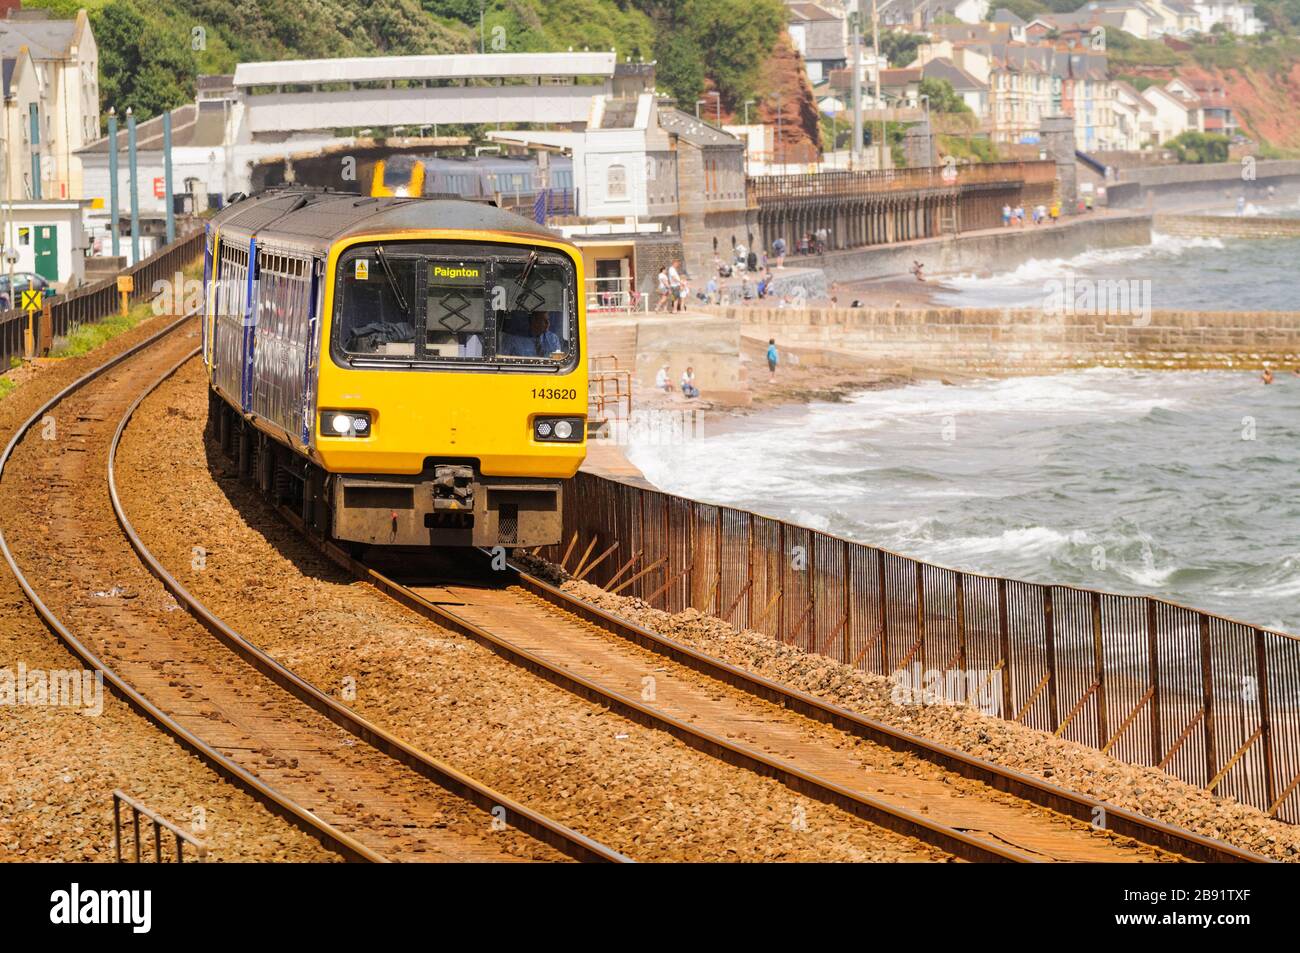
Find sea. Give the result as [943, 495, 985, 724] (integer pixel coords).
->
[628, 201, 1300, 635]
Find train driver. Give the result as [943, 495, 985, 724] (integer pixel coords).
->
[500, 311, 562, 358]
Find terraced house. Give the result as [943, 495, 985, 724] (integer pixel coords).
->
[0, 7, 98, 200]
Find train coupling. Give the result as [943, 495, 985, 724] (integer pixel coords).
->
[432, 465, 474, 511]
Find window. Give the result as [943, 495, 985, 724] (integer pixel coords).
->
[606, 163, 627, 200]
[332, 241, 576, 371]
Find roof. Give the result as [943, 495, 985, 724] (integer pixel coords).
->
[879, 68, 923, 86]
[787, 2, 841, 21]
[922, 58, 987, 91]
[0, 12, 78, 61]
[991, 9, 1026, 24]
[77, 102, 229, 154]
[657, 107, 740, 147]
[233, 52, 616, 88]
[211, 189, 561, 249]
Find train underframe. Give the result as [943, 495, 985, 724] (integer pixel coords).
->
[208, 389, 563, 550]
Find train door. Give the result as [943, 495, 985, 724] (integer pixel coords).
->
[300, 258, 323, 447]
[240, 238, 259, 412]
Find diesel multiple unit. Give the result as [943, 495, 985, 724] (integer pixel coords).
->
[202, 188, 587, 549]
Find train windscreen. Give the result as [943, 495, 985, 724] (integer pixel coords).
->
[332, 241, 576, 371]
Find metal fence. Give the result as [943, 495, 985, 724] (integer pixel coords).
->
[748, 159, 1058, 203]
[0, 229, 205, 368]
[548, 471, 1300, 823]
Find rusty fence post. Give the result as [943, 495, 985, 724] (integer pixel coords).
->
[1092, 591, 1108, 748]
[1148, 598, 1162, 766]
[842, 539, 853, 666]
[914, 561, 926, 673]
[877, 549, 889, 675]
[714, 509, 723, 616]
[1200, 613, 1216, 787]
[955, 571, 966, 674]
[1255, 627, 1276, 809]
[1044, 587, 1058, 732]
[997, 578, 1012, 722]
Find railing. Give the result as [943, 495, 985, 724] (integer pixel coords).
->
[0, 229, 205, 367]
[112, 790, 208, 863]
[585, 276, 647, 314]
[748, 160, 1057, 203]
[548, 471, 1300, 823]
[588, 355, 632, 429]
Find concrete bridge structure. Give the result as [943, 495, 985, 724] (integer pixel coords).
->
[232, 52, 626, 135]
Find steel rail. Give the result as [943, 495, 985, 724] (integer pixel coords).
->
[509, 566, 1271, 864]
[0, 314, 381, 863]
[109, 350, 629, 865]
[281, 535, 1035, 862]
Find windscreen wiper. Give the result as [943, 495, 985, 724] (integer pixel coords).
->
[374, 245, 410, 317]
[510, 249, 539, 311]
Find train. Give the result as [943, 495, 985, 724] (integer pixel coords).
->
[367, 154, 575, 201]
[202, 187, 588, 550]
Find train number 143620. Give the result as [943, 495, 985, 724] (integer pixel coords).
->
[531, 387, 577, 400]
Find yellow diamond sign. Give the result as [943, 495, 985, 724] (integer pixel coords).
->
[21, 289, 42, 312]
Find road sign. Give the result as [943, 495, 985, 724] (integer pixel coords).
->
[21, 289, 42, 313]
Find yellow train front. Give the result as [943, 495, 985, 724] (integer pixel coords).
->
[202, 189, 587, 549]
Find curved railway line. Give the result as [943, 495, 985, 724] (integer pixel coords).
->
[7, 309, 1271, 864]
[185, 365, 1267, 863]
[0, 313, 626, 864]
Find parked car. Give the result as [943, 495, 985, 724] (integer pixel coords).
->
[0, 272, 55, 310]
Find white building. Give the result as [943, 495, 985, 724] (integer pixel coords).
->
[0, 9, 99, 199]
[1143, 84, 1201, 143]
[1, 199, 90, 291]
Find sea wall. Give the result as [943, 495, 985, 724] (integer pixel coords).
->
[808, 213, 1152, 284]
[1153, 213, 1300, 239]
[726, 304, 1300, 374]
[1106, 159, 1300, 211]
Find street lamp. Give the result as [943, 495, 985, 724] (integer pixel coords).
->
[478, 0, 486, 54]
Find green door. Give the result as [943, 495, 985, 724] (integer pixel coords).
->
[34, 224, 58, 283]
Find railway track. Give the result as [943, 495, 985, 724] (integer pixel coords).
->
[273, 519, 1269, 863]
[0, 314, 627, 863]
[88, 321, 1268, 864]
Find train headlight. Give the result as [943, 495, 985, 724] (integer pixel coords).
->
[534, 416, 583, 443]
[322, 410, 372, 438]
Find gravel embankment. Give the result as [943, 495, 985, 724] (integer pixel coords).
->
[560, 580, 1300, 862]
[0, 317, 337, 862]
[114, 358, 952, 863]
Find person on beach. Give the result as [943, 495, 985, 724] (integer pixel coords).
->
[1002, 204, 1011, 226]
[1262, 367, 1274, 385]
[655, 267, 671, 312]
[668, 259, 683, 312]
[1050, 202, 1060, 223]
[705, 275, 718, 304]
[772, 236, 786, 269]
[655, 364, 674, 393]
[766, 338, 779, 380]
[911, 260, 926, 282]
[680, 366, 699, 399]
